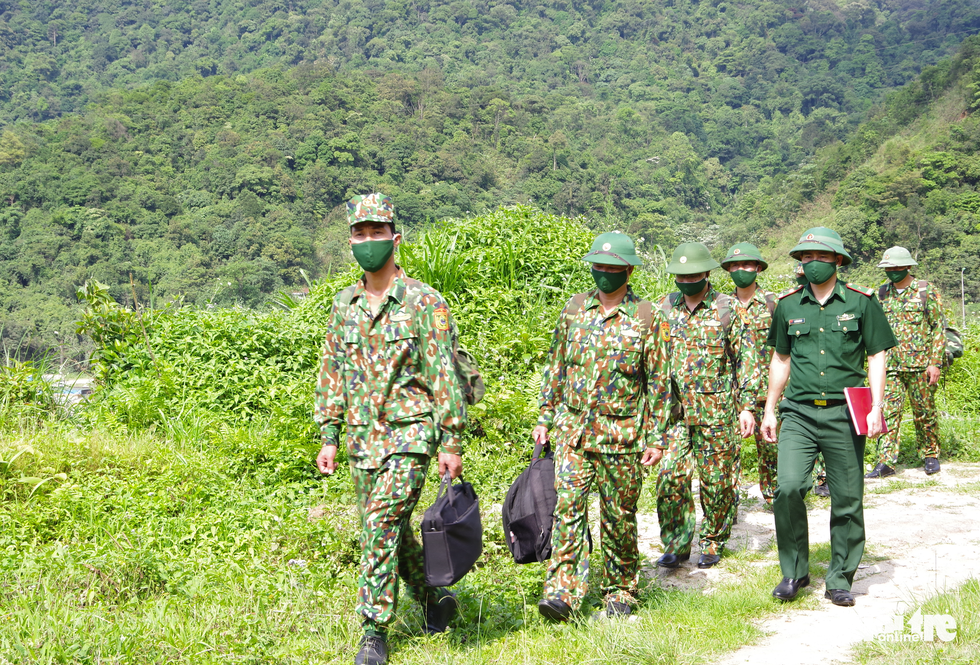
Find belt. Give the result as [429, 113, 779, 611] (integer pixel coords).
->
[805, 398, 846, 407]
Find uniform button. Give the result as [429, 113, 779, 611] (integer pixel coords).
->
[821, 392, 826, 396]
[819, 327, 824, 332]
[820, 350, 825, 354]
[820, 372, 824, 376]
[796, 331, 800, 336]
[820, 307, 825, 310]
[843, 327, 848, 332]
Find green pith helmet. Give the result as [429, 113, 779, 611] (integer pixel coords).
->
[666, 242, 720, 275]
[789, 226, 852, 266]
[877, 246, 918, 268]
[721, 242, 768, 271]
[583, 232, 642, 266]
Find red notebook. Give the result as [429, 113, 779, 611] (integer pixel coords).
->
[844, 387, 888, 435]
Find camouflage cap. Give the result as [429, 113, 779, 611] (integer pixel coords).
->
[347, 192, 394, 226]
[583, 231, 642, 266]
[721, 242, 768, 271]
[789, 226, 852, 266]
[666, 242, 720, 275]
[877, 246, 918, 268]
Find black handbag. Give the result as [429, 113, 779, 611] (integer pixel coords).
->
[501, 443, 557, 564]
[421, 473, 483, 587]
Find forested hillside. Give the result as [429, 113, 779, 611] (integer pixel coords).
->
[4, 0, 978, 123]
[2, 0, 980, 361]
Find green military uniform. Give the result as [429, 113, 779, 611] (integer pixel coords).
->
[723, 242, 777, 504]
[315, 195, 466, 639]
[767, 229, 896, 594]
[537, 233, 670, 615]
[873, 248, 945, 470]
[657, 243, 762, 563]
[733, 288, 778, 502]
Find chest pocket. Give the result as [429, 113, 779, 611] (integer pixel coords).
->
[606, 334, 644, 376]
[788, 320, 811, 339]
[566, 323, 594, 366]
[831, 316, 861, 334]
[901, 300, 925, 323]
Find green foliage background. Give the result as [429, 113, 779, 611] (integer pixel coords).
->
[4, 1, 980, 362]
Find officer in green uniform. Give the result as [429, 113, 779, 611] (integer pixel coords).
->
[869, 246, 946, 477]
[315, 193, 467, 665]
[722, 242, 778, 505]
[656, 243, 760, 570]
[534, 232, 671, 621]
[761, 227, 896, 607]
[789, 261, 830, 496]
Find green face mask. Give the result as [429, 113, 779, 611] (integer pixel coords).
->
[351, 239, 395, 273]
[886, 269, 909, 283]
[730, 270, 757, 289]
[803, 260, 837, 285]
[675, 278, 707, 297]
[591, 267, 629, 294]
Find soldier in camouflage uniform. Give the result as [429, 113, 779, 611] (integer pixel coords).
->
[315, 193, 467, 665]
[722, 243, 777, 505]
[868, 246, 946, 477]
[533, 232, 671, 622]
[656, 243, 760, 570]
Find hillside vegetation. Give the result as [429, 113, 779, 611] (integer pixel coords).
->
[2, 207, 978, 663]
[3, 1, 980, 360]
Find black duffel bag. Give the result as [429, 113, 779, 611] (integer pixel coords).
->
[501, 442, 557, 563]
[421, 473, 483, 587]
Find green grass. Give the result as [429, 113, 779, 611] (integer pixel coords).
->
[851, 578, 980, 665]
[0, 423, 827, 664]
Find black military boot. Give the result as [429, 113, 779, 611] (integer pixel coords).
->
[864, 462, 896, 479]
[355, 635, 388, 665]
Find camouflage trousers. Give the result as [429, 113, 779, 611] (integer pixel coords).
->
[658, 421, 738, 556]
[877, 369, 940, 465]
[754, 401, 778, 504]
[350, 453, 446, 632]
[542, 447, 643, 612]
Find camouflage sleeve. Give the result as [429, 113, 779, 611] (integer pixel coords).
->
[417, 292, 468, 457]
[644, 308, 672, 447]
[314, 296, 347, 447]
[927, 285, 947, 368]
[733, 307, 762, 413]
[537, 300, 573, 428]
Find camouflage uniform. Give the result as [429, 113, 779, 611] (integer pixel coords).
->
[657, 287, 761, 557]
[876, 280, 945, 465]
[733, 288, 778, 503]
[537, 288, 670, 611]
[315, 270, 466, 632]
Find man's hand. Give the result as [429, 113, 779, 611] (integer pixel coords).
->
[761, 411, 779, 443]
[316, 444, 338, 475]
[641, 447, 664, 467]
[926, 365, 941, 386]
[438, 453, 463, 479]
[867, 407, 884, 439]
[532, 425, 549, 446]
[739, 410, 756, 439]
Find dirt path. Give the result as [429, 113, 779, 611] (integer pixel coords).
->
[638, 463, 980, 665]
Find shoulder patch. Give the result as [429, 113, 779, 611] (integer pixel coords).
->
[778, 285, 804, 300]
[846, 283, 875, 297]
[433, 307, 449, 331]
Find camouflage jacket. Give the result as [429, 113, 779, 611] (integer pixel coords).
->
[732, 288, 775, 402]
[878, 279, 946, 371]
[660, 285, 761, 425]
[537, 288, 671, 453]
[314, 272, 467, 470]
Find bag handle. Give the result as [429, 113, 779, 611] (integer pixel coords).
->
[436, 471, 455, 507]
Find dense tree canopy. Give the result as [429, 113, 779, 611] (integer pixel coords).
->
[2, 0, 980, 362]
